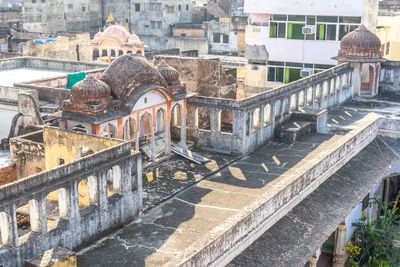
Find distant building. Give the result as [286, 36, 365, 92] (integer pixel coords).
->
[244, 0, 379, 83]
[90, 25, 145, 64]
[22, 0, 102, 34]
[205, 16, 247, 56]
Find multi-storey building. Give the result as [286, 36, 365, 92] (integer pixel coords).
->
[244, 0, 379, 83]
[129, 0, 192, 36]
[22, 0, 102, 34]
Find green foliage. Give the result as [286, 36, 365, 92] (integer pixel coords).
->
[346, 192, 400, 267]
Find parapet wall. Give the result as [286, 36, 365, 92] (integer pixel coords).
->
[0, 140, 142, 267]
[0, 57, 107, 72]
[187, 63, 354, 155]
[380, 61, 400, 94]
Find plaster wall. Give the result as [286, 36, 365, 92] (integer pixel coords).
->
[244, 0, 364, 17]
[140, 35, 209, 55]
[43, 127, 122, 170]
[0, 136, 142, 267]
[380, 61, 400, 94]
[0, 103, 18, 140]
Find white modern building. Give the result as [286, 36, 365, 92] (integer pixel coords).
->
[244, 0, 379, 83]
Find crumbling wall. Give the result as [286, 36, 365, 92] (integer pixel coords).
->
[380, 61, 400, 94]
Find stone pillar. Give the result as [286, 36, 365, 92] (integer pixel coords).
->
[107, 48, 111, 64]
[0, 204, 18, 246]
[333, 223, 347, 267]
[312, 85, 316, 109]
[309, 256, 318, 267]
[150, 127, 155, 159]
[384, 178, 390, 204]
[58, 188, 70, 219]
[260, 104, 265, 130]
[68, 181, 81, 230]
[164, 115, 170, 155]
[29, 196, 47, 233]
[180, 109, 186, 143]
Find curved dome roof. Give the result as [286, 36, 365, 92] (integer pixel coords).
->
[91, 25, 143, 48]
[338, 25, 382, 59]
[99, 54, 168, 101]
[157, 60, 179, 85]
[71, 76, 111, 103]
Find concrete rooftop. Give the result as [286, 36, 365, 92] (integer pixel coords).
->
[77, 94, 400, 266]
[0, 67, 69, 87]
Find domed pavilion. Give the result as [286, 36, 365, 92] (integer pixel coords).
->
[333, 25, 385, 96]
[60, 55, 191, 159]
[90, 25, 145, 64]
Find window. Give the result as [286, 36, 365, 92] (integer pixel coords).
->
[269, 22, 286, 38]
[68, 4, 73, 9]
[339, 17, 361, 24]
[213, 33, 220, 43]
[317, 16, 338, 23]
[287, 23, 305, 40]
[178, 4, 181, 11]
[81, 4, 86, 12]
[41, 0, 45, 2]
[157, 21, 162, 29]
[186, 4, 189, 11]
[386, 42, 390, 55]
[223, 34, 229, 43]
[58, 158, 65, 165]
[150, 3, 155, 10]
[156, 3, 162, 11]
[151, 21, 156, 29]
[135, 3, 140, 12]
[32, 0, 36, 3]
[167, 6, 174, 13]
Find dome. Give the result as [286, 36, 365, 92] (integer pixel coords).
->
[71, 76, 111, 103]
[100, 25, 131, 46]
[128, 34, 141, 42]
[338, 25, 382, 59]
[156, 60, 179, 85]
[100, 55, 168, 100]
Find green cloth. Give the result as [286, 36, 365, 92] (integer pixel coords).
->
[66, 72, 86, 89]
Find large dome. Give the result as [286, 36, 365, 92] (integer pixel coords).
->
[99, 55, 168, 100]
[338, 25, 382, 59]
[91, 25, 143, 48]
[71, 76, 112, 104]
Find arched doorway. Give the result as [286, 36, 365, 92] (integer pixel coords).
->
[139, 112, 152, 142]
[123, 117, 137, 140]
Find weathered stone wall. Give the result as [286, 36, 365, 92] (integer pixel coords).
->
[141, 35, 209, 55]
[187, 63, 354, 155]
[154, 56, 222, 93]
[380, 61, 400, 94]
[23, 33, 91, 62]
[43, 127, 122, 170]
[0, 137, 142, 267]
[9, 130, 45, 179]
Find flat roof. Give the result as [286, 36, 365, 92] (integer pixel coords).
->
[0, 67, 69, 87]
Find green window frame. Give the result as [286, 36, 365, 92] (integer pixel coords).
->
[287, 23, 305, 40]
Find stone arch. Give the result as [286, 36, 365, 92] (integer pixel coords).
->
[336, 76, 341, 91]
[110, 49, 116, 58]
[139, 112, 153, 139]
[322, 81, 329, 98]
[253, 108, 261, 131]
[118, 50, 124, 56]
[264, 104, 271, 126]
[137, 50, 142, 56]
[290, 93, 297, 110]
[298, 90, 305, 106]
[0, 211, 11, 245]
[283, 97, 290, 115]
[196, 107, 211, 131]
[123, 117, 137, 140]
[330, 79, 335, 95]
[219, 110, 233, 134]
[307, 87, 313, 105]
[156, 108, 166, 134]
[315, 84, 321, 101]
[127, 51, 132, 54]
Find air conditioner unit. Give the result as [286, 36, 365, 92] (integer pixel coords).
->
[300, 68, 313, 77]
[302, 25, 316, 35]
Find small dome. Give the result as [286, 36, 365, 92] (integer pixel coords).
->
[71, 76, 111, 103]
[338, 25, 382, 59]
[101, 25, 130, 46]
[157, 60, 179, 84]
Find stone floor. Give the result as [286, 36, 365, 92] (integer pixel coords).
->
[77, 133, 335, 266]
[77, 94, 400, 266]
[142, 149, 239, 211]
